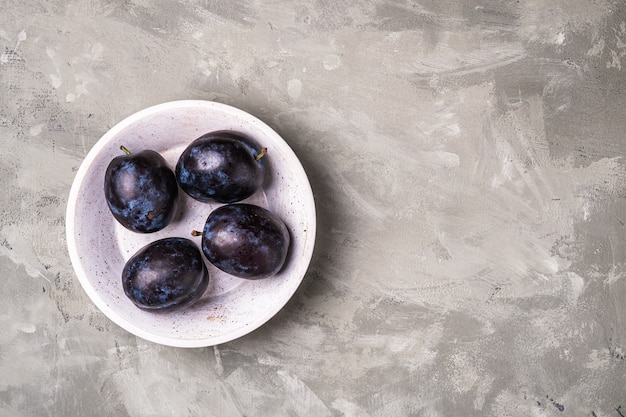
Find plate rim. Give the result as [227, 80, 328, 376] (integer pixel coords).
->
[65, 99, 316, 348]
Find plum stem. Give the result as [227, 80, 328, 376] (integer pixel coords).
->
[191, 230, 203, 237]
[120, 145, 132, 155]
[255, 147, 267, 161]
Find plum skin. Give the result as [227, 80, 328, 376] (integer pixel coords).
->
[201, 204, 290, 279]
[122, 237, 209, 312]
[104, 149, 178, 233]
[175, 131, 266, 204]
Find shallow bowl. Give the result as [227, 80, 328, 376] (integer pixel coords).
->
[66, 100, 316, 348]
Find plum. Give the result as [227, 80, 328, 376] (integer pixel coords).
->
[175, 131, 266, 203]
[105, 146, 178, 233]
[199, 203, 290, 279]
[122, 237, 209, 311]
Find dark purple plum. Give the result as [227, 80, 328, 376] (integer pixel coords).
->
[200, 204, 290, 279]
[175, 131, 266, 203]
[105, 146, 178, 233]
[122, 237, 209, 312]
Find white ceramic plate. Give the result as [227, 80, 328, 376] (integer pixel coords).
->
[66, 100, 316, 348]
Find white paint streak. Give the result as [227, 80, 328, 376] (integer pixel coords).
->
[566, 272, 584, 305]
[587, 38, 606, 56]
[323, 54, 341, 70]
[446, 123, 461, 136]
[331, 398, 370, 417]
[425, 151, 461, 168]
[18, 323, 36, 333]
[554, 32, 565, 45]
[213, 345, 224, 376]
[46, 47, 64, 89]
[448, 351, 481, 394]
[0, 225, 51, 282]
[585, 349, 610, 370]
[196, 58, 215, 77]
[29, 124, 45, 136]
[287, 79, 302, 100]
[607, 49, 622, 70]
[605, 268, 624, 284]
[49, 74, 62, 89]
[275, 370, 334, 416]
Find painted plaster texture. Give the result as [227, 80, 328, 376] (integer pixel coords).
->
[1, 0, 626, 416]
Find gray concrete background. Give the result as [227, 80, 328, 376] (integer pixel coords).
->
[1, 1, 626, 416]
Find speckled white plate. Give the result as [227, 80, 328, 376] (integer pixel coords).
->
[66, 100, 316, 348]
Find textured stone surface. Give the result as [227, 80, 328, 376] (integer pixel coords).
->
[1, 1, 626, 416]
